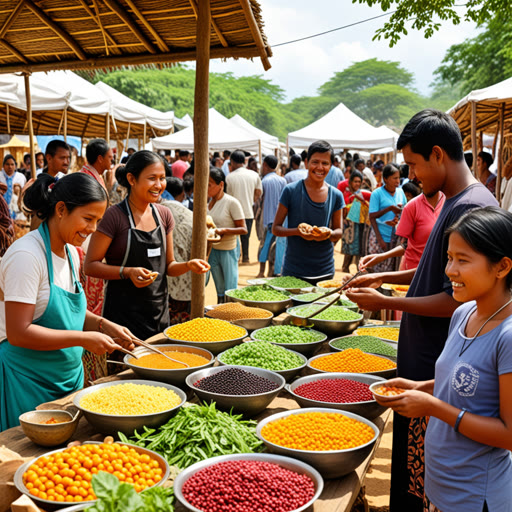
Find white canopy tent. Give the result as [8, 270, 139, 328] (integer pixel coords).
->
[371, 126, 400, 155]
[177, 113, 193, 129]
[229, 114, 280, 156]
[287, 102, 397, 151]
[152, 108, 261, 152]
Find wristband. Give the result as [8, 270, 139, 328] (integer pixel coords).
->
[120, 266, 125, 279]
[454, 408, 467, 433]
[98, 317, 104, 333]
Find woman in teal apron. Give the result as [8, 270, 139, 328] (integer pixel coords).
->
[0, 173, 136, 431]
[84, 151, 209, 342]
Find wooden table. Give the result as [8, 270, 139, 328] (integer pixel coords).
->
[1, 331, 391, 512]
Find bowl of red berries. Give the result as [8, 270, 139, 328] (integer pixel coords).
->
[285, 372, 387, 420]
[174, 453, 323, 512]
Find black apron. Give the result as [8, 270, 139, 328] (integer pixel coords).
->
[103, 199, 169, 340]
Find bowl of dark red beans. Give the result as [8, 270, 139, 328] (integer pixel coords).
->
[174, 453, 323, 512]
[285, 373, 387, 420]
[185, 365, 286, 416]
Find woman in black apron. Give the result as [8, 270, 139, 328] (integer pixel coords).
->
[85, 151, 209, 341]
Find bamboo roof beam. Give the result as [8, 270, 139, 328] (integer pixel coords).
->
[238, 0, 270, 70]
[24, 0, 87, 60]
[188, 0, 228, 47]
[102, 0, 157, 54]
[0, 39, 28, 63]
[0, 0, 26, 39]
[123, 0, 170, 52]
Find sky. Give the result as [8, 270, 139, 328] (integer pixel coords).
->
[208, 0, 478, 101]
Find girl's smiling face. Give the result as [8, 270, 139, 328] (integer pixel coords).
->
[446, 231, 504, 303]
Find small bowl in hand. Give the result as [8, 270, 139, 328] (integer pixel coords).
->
[369, 380, 407, 403]
[19, 409, 79, 447]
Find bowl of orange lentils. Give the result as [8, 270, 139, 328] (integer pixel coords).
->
[164, 317, 248, 355]
[256, 408, 379, 478]
[14, 439, 169, 507]
[369, 380, 408, 403]
[307, 348, 397, 379]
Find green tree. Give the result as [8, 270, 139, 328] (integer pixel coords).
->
[433, 18, 512, 93]
[352, 0, 512, 47]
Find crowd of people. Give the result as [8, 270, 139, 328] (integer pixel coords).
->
[0, 108, 511, 511]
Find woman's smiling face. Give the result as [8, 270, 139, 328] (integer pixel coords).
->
[57, 200, 107, 247]
[129, 162, 167, 203]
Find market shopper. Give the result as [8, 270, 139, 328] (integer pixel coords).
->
[84, 150, 209, 341]
[345, 109, 498, 512]
[366, 164, 406, 273]
[0, 154, 26, 218]
[272, 140, 344, 285]
[81, 138, 114, 190]
[0, 173, 136, 431]
[376, 206, 512, 512]
[207, 167, 247, 303]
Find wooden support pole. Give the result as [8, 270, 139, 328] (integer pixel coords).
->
[106, 113, 110, 143]
[190, 0, 210, 319]
[497, 103, 505, 204]
[6, 104, 10, 135]
[143, 122, 147, 146]
[23, 73, 36, 180]
[493, 120, 499, 159]
[471, 101, 478, 179]
[63, 108, 67, 142]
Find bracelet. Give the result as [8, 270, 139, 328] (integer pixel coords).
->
[119, 266, 125, 279]
[98, 317, 104, 333]
[454, 408, 467, 433]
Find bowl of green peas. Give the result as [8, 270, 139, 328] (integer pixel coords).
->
[217, 340, 308, 382]
[286, 305, 363, 338]
[251, 325, 327, 356]
[329, 335, 397, 362]
[225, 286, 292, 315]
[266, 276, 312, 294]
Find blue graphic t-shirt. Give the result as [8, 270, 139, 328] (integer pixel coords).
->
[425, 301, 512, 511]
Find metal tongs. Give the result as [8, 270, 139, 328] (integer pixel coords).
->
[292, 270, 365, 327]
[114, 336, 190, 368]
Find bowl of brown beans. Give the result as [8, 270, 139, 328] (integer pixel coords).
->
[186, 365, 286, 416]
[205, 302, 274, 332]
[123, 344, 215, 387]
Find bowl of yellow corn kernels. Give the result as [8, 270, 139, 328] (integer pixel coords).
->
[73, 380, 186, 436]
[163, 317, 248, 355]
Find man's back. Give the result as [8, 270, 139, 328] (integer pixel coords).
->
[226, 167, 262, 219]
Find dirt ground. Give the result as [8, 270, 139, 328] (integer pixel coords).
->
[204, 230, 392, 511]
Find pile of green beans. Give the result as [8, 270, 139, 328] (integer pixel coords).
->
[331, 335, 397, 357]
[292, 305, 362, 321]
[229, 285, 289, 302]
[252, 325, 325, 344]
[268, 276, 310, 289]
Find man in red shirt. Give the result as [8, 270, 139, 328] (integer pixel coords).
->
[171, 150, 190, 179]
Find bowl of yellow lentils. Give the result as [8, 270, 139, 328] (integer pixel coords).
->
[164, 317, 248, 355]
[73, 380, 186, 436]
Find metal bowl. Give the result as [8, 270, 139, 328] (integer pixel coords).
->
[73, 379, 186, 436]
[164, 324, 248, 355]
[186, 365, 285, 416]
[307, 352, 397, 380]
[225, 288, 292, 315]
[14, 441, 170, 509]
[286, 305, 363, 338]
[123, 344, 215, 386]
[19, 409, 79, 447]
[329, 335, 398, 362]
[354, 323, 401, 343]
[174, 453, 323, 512]
[251, 326, 327, 356]
[257, 408, 379, 479]
[286, 373, 387, 420]
[230, 315, 273, 331]
[217, 345, 308, 382]
[122, 344, 215, 386]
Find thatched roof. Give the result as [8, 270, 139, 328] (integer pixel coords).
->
[0, 0, 272, 74]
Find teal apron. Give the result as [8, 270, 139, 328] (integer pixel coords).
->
[0, 222, 87, 431]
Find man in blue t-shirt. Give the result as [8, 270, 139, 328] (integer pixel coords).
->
[345, 109, 498, 512]
[272, 140, 344, 284]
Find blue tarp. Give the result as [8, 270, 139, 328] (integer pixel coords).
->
[36, 135, 82, 155]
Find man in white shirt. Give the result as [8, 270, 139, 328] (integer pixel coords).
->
[225, 150, 262, 264]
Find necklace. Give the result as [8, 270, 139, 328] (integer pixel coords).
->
[459, 297, 512, 357]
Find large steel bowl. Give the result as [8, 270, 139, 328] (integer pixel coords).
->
[217, 345, 308, 382]
[257, 408, 379, 479]
[73, 379, 186, 436]
[286, 373, 387, 420]
[186, 365, 285, 416]
[14, 441, 169, 509]
[307, 352, 397, 380]
[123, 345, 215, 386]
[329, 335, 398, 362]
[164, 325, 248, 356]
[286, 305, 363, 338]
[225, 288, 292, 315]
[174, 453, 323, 512]
[251, 326, 327, 357]
[230, 315, 273, 332]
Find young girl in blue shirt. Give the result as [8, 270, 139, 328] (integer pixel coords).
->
[376, 206, 512, 512]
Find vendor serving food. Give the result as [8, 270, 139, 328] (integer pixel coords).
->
[0, 173, 136, 431]
[85, 151, 209, 341]
[272, 140, 344, 285]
